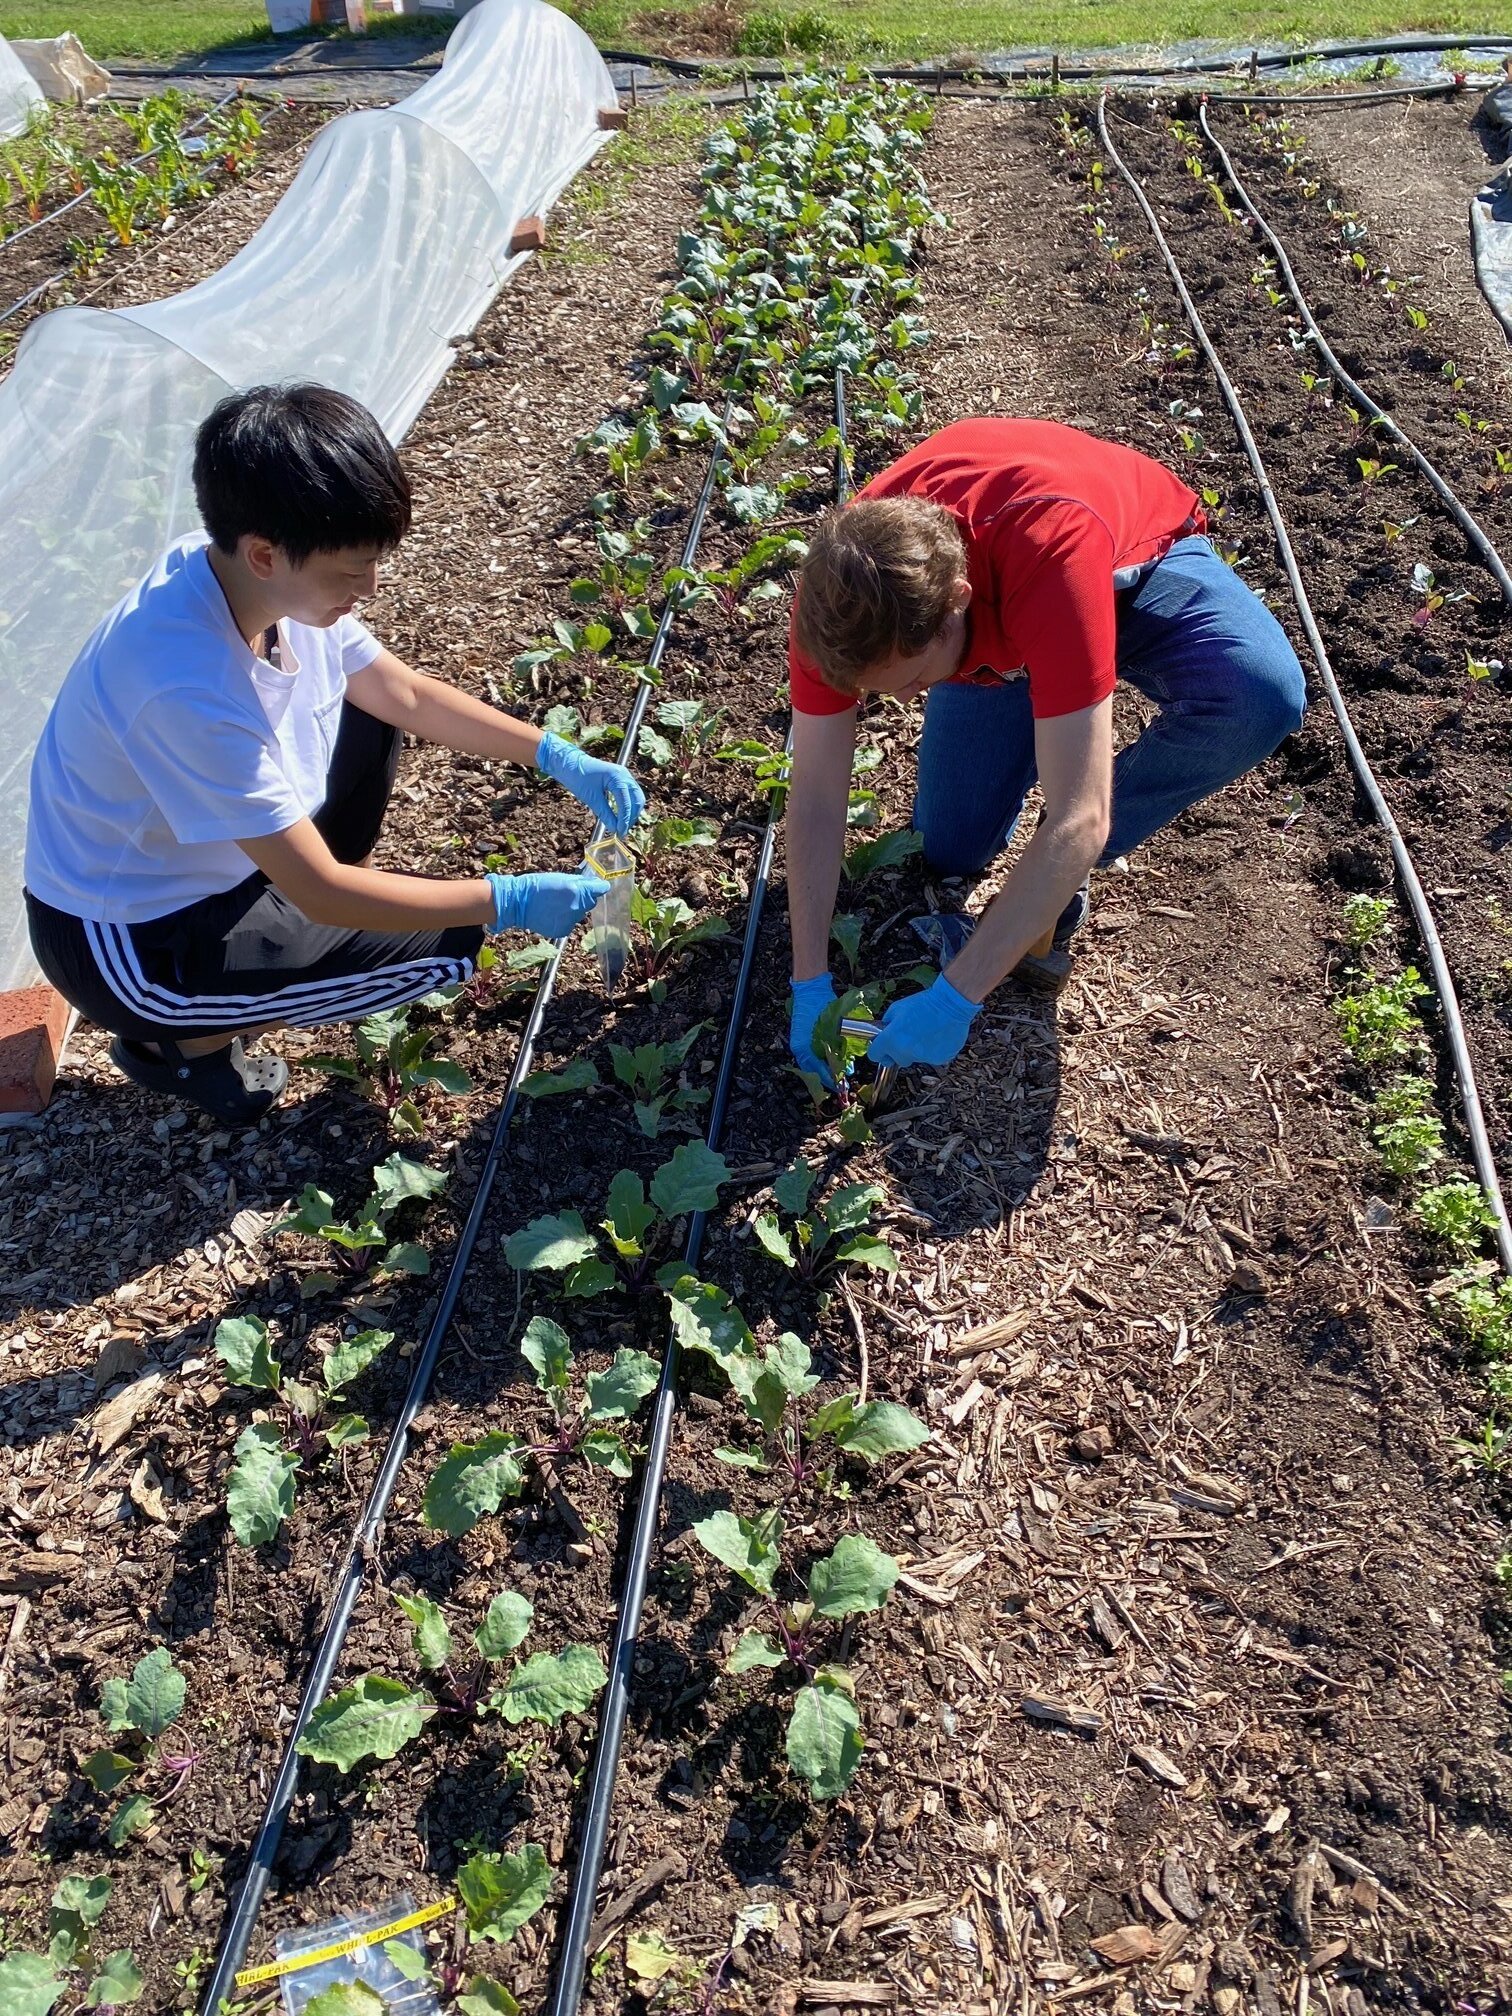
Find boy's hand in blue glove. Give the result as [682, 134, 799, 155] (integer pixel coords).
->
[487, 870, 608, 939]
[536, 731, 645, 835]
[869, 974, 980, 1069]
[789, 974, 838, 1087]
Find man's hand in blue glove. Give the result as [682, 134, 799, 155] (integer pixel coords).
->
[869, 974, 980, 1069]
[488, 870, 608, 939]
[790, 974, 838, 1088]
[536, 731, 645, 836]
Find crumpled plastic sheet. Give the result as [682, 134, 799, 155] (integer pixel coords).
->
[0, 0, 615, 989]
[0, 31, 44, 137]
[10, 32, 111, 106]
[1472, 82, 1512, 344]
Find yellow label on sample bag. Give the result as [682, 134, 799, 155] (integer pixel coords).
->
[232, 1892, 456, 1988]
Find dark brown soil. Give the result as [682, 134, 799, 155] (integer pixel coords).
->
[0, 99, 336, 352]
[5, 84, 1512, 2016]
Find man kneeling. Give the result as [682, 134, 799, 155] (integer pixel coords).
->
[785, 416, 1306, 1077]
[25, 383, 640, 1124]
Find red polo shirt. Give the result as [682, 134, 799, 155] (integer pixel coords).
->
[788, 418, 1204, 720]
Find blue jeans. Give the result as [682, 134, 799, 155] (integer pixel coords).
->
[913, 536, 1307, 874]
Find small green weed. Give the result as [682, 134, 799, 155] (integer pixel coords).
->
[1369, 1075, 1443, 1180]
[1415, 1177, 1497, 1255]
[1342, 892, 1390, 950]
[1334, 968, 1426, 1066]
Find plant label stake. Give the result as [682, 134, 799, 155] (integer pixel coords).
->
[585, 835, 635, 995]
[839, 1016, 898, 1110]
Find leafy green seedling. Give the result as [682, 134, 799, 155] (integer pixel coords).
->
[1368, 1075, 1444, 1180]
[1342, 893, 1391, 950]
[511, 619, 615, 683]
[695, 1511, 898, 1799]
[270, 1153, 448, 1294]
[1410, 561, 1470, 628]
[635, 814, 720, 870]
[503, 1142, 730, 1301]
[1415, 1177, 1498, 1256]
[580, 410, 662, 490]
[1334, 969, 1427, 1066]
[843, 827, 922, 883]
[0, 1871, 143, 2012]
[610, 1023, 709, 1137]
[799, 982, 893, 1110]
[568, 525, 659, 640]
[519, 1056, 600, 1101]
[81, 1648, 194, 1849]
[715, 735, 791, 815]
[1439, 1270, 1512, 1359]
[421, 1318, 660, 1534]
[631, 886, 731, 981]
[216, 1316, 394, 1546]
[1355, 456, 1397, 486]
[830, 914, 864, 979]
[306, 1006, 471, 1138]
[638, 699, 728, 780]
[667, 1285, 926, 1487]
[298, 1590, 606, 1772]
[470, 938, 556, 1012]
[754, 1159, 897, 1280]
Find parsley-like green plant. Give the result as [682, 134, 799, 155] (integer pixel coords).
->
[1342, 892, 1391, 950]
[1415, 1177, 1498, 1256]
[215, 1316, 394, 1547]
[1368, 1074, 1444, 1180]
[1334, 968, 1427, 1066]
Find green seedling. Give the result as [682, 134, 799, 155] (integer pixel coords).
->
[1415, 1177, 1498, 1256]
[799, 983, 894, 1110]
[634, 813, 720, 868]
[610, 1022, 710, 1137]
[665, 1281, 926, 1487]
[716, 736, 791, 814]
[1405, 304, 1429, 333]
[637, 698, 727, 778]
[568, 526, 659, 640]
[1342, 892, 1391, 950]
[504, 1141, 730, 1301]
[215, 1316, 394, 1546]
[694, 1509, 898, 1800]
[298, 1589, 605, 1772]
[0, 1872, 141, 2012]
[1355, 457, 1397, 487]
[1334, 968, 1427, 1066]
[830, 913, 864, 979]
[306, 1004, 471, 1138]
[471, 938, 556, 1011]
[1368, 1075, 1444, 1180]
[843, 827, 922, 883]
[670, 531, 808, 624]
[1410, 561, 1469, 628]
[270, 1153, 447, 1294]
[81, 1648, 195, 1850]
[421, 1319, 660, 1534]
[753, 1158, 897, 1281]
[580, 410, 662, 490]
[1435, 1268, 1512, 1361]
[631, 886, 731, 981]
[1452, 1416, 1512, 1473]
[207, 99, 262, 177]
[511, 618, 615, 682]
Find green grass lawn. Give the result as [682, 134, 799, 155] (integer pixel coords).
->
[2, 0, 1511, 65]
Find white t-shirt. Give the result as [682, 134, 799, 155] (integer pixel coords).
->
[25, 536, 382, 924]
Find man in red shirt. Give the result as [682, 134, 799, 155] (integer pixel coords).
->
[787, 418, 1306, 1075]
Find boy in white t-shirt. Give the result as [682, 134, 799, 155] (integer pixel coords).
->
[25, 383, 642, 1125]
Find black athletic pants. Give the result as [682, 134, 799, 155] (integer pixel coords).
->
[26, 703, 483, 1044]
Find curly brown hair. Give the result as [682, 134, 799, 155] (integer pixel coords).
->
[792, 496, 967, 693]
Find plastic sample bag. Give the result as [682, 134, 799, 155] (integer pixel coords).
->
[0, 31, 44, 136]
[276, 1893, 440, 2013]
[0, 0, 616, 989]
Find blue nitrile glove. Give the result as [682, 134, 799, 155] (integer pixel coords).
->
[536, 731, 646, 836]
[790, 974, 839, 1088]
[869, 974, 980, 1070]
[487, 870, 608, 939]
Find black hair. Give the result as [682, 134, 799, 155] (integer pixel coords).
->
[192, 382, 412, 563]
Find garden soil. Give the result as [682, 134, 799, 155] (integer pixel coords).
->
[2, 87, 1512, 2016]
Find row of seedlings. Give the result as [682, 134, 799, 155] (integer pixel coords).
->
[199, 72, 946, 2016]
[533, 78, 952, 2015]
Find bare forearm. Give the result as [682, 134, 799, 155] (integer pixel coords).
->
[352, 660, 544, 766]
[944, 815, 1101, 1003]
[787, 788, 848, 981]
[300, 863, 493, 933]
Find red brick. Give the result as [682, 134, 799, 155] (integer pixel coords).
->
[0, 984, 69, 1116]
[597, 106, 630, 130]
[509, 215, 546, 256]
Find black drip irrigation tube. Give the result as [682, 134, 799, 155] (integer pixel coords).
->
[1095, 92, 1512, 1276]
[543, 368, 850, 2016]
[1194, 98, 1512, 605]
[196, 423, 732, 2016]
